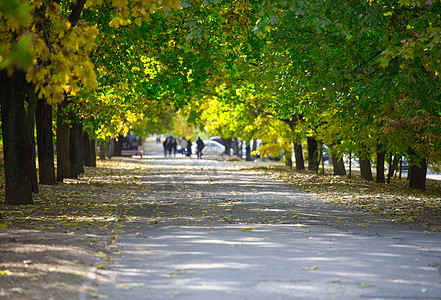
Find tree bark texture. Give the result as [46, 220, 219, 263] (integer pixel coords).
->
[83, 132, 91, 166]
[89, 138, 97, 167]
[222, 138, 232, 156]
[294, 142, 305, 170]
[376, 147, 386, 183]
[26, 92, 39, 193]
[359, 157, 373, 181]
[114, 136, 123, 156]
[56, 102, 71, 182]
[387, 155, 399, 184]
[307, 137, 319, 171]
[99, 142, 106, 160]
[233, 138, 240, 158]
[245, 141, 252, 161]
[330, 143, 346, 176]
[285, 149, 293, 169]
[408, 149, 427, 190]
[332, 156, 346, 176]
[36, 98, 56, 184]
[0, 70, 33, 204]
[69, 118, 84, 178]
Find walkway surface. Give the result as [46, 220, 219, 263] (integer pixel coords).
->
[89, 142, 441, 300]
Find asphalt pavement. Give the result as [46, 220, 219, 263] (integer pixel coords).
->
[89, 146, 441, 300]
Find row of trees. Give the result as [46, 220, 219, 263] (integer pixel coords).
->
[160, 0, 441, 191]
[1, 0, 441, 206]
[0, 0, 180, 205]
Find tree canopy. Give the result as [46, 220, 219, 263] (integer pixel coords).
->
[2, 0, 441, 203]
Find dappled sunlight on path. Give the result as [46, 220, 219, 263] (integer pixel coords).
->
[91, 156, 441, 300]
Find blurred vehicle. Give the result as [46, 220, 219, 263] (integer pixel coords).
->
[192, 140, 227, 156]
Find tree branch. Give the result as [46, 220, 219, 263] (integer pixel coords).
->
[69, 0, 87, 27]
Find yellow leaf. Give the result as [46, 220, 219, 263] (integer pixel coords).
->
[241, 227, 253, 231]
[96, 264, 108, 270]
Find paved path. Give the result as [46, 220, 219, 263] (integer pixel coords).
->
[91, 158, 441, 300]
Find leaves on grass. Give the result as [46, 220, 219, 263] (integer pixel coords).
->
[264, 166, 441, 231]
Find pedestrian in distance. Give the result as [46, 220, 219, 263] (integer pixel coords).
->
[180, 137, 188, 157]
[167, 136, 173, 156]
[172, 138, 177, 157]
[196, 137, 205, 159]
[187, 139, 192, 157]
[163, 137, 169, 157]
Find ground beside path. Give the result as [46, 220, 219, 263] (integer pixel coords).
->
[91, 158, 441, 300]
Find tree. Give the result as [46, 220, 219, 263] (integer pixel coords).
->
[0, 0, 180, 204]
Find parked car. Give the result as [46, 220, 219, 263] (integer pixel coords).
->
[192, 140, 227, 156]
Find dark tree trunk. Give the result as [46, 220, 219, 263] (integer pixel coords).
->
[294, 142, 305, 170]
[36, 97, 56, 185]
[83, 132, 91, 166]
[332, 156, 346, 176]
[26, 91, 38, 193]
[408, 149, 427, 190]
[359, 157, 373, 181]
[114, 135, 123, 156]
[106, 139, 114, 159]
[76, 120, 84, 174]
[307, 137, 319, 171]
[56, 101, 71, 182]
[245, 141, 252, 161]
[251, 139, 257, 159]
[233, 138, 240, 158]
[330, 143, 346, 176]
[222, 138, 232, 156]
[69, 118, 84, 178]
[0, 70, 33, 204]
[387, 154, 399, 183]
[376, 146, 386, 183]
[99, 142, 106, 160]
[89, 138, 97, 167]
[285, 149, 293, 169]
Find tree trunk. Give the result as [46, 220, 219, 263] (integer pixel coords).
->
[376, 146, 386, 183]
[332, 157, 346, 176]
[307, 137, 319, 171]
[69, 118, 84, 178]
[26, 91, 39, 193]
[106, 138, 114, 159]
[114, 135, 123, 156]
[330, 143, 346, 176]
[408, 149, 427, 190]
[36, 97, 56, 185]
[294, 142, 305, 170]
[285, 148, 293, 169]
[0, 70, 33, 205]
[56, 101, 71, 182]
[222, 138, 232, 156]
[75, 120, 84, 174]
[83, 132, 91, 167]
[82, 132, 96, 167]
[89, 138, 97, 167]
[387, 154, 399, 184]
[99, 142, 106, 160]
[233, 138, 240, 158]
[359, 157, 373, 181]
[245, 141, 252, 161]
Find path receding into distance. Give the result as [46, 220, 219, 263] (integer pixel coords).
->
[89, 157, 441, 300]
